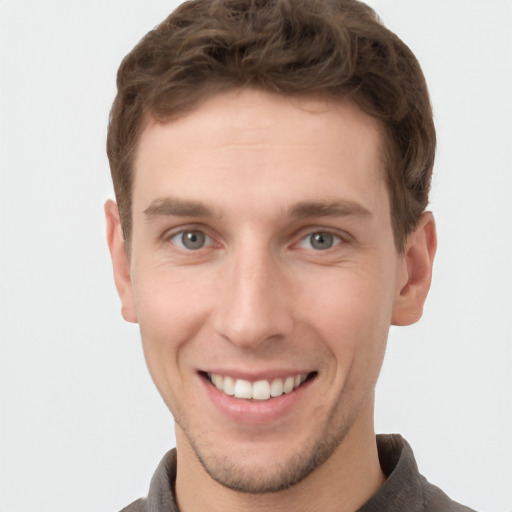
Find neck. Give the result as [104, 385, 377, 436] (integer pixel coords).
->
[174, 401, 385, 512]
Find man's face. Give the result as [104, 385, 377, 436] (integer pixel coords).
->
[115, 89, 410, 492]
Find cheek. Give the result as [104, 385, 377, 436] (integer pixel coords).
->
[131, 268, 216, 389]
[134, 264, 215, 332]
[299, 267, 395, 375]
[303, 265, 395, 334]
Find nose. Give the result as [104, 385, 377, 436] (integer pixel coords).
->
[213, 244, 294, 349]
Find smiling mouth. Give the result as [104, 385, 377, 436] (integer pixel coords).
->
[202, 372, 317, 401]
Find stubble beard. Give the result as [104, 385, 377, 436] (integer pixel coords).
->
[177, 409, 354, 494]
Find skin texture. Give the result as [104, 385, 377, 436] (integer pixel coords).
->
[106, 89, 436, 512]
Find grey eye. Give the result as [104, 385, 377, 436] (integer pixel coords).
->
[309, 232, 335, 250]
[172, 230, 209, 250]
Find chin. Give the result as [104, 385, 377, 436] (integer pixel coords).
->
[184, 418, 352, 494]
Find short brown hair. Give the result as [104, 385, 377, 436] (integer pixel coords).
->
[107, 0, 435, 250]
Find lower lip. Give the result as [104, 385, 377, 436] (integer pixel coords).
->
[200, 375, 314, 425]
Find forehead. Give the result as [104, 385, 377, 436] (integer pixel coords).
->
[132, 89, 387, 218]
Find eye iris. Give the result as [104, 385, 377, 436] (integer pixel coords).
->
[310, 232, 334, 250]
[182, 231, 205, 249]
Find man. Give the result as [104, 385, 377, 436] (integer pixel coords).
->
[104, 0, 475, 510]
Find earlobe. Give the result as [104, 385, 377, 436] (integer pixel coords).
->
[391, 212, 437, 326]
[104, 200, 138, 323]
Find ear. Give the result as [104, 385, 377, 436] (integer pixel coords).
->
[104, 200, 138, 323]
[391, 212, 437, 326]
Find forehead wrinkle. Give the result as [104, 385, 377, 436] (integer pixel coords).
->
[143, 197, 216, 220]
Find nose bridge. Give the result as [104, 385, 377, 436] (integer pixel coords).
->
[214, 238, 292, 348]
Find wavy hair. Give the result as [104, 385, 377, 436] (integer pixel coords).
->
[107, 0, 435, 249]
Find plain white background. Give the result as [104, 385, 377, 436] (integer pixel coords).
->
[1, 1, 511, 511]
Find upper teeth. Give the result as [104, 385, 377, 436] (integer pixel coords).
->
[208, 373, 308, 400]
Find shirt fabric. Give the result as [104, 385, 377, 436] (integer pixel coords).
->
[120, 434, 476, 512]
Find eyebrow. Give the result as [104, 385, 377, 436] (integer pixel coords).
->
[143, 197, 372, 221]
[143, 197, 215, 219]
[289, 200, 372, 219]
